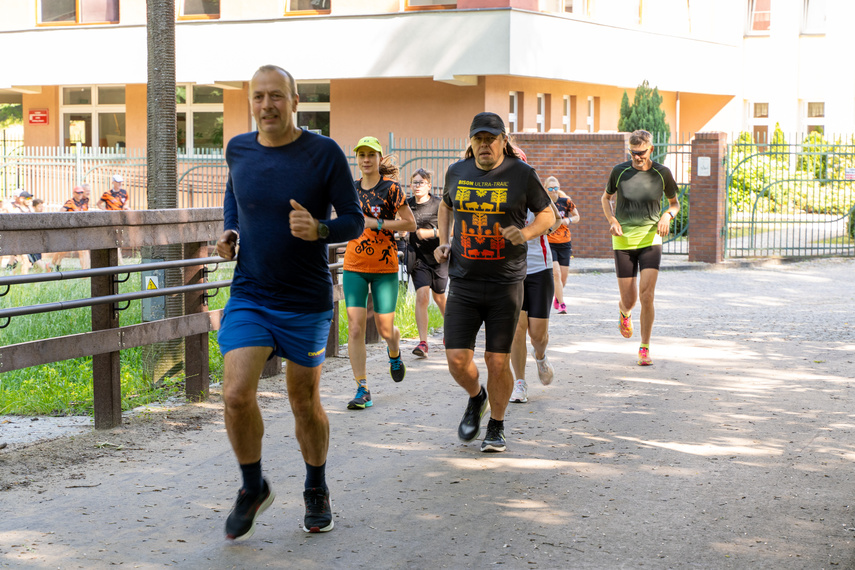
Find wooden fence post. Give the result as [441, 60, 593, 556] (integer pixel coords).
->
[183, 241, 209, 401]
[91, 248, 122, 429]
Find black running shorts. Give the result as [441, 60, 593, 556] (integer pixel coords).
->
[443, 278, 523, 353]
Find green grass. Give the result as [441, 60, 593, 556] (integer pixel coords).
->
[1, 264, 440, 416]
[337, 283, 445, 343]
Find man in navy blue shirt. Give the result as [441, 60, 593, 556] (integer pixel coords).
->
[217, 65, 363, 540]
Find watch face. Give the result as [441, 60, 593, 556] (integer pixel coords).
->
[318, 223, 329, 238]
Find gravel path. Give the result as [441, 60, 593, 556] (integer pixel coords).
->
[1, 256, 853, 569]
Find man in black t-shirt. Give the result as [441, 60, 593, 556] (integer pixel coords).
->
[435, 112, 554, 453]
[403, 168, 447, 358]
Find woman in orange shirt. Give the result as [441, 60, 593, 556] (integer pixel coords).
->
[545, 176, 581, 314]
[343, 136, 416, 410]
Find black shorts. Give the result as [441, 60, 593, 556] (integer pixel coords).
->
[409, 257, 448, 294]
[549, 242, 572, 266]
[521, 269, 554, 319]
[614, 245, 663, 278]
[444, 278, 523, 353]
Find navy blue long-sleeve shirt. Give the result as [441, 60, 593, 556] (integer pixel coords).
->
[223, 130, 364, 312]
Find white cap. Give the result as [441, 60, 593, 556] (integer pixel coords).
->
[112, 174, 123, 183]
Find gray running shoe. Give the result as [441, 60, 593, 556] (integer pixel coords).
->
[531, 348, 554, 386]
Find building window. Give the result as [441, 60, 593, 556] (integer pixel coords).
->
[805, 101, 825, 134]
[179, 0, 220, 19]
[586, 96, 595, 133]
[286, 0, 331, 13]
[565, 0, 587, 14]
[177, 85, 224, 155]
[747, 0, 771, 33]
[508, 92, 519, 133]
[296, 82, 331, 136]
[753, 102, 769, 118]
[406, 0, 457, 9]
[60, 86, 126, 148]
[536, 94, 546, 133]
[807, 102, 825, 118]
[802, 0, 825, 34]
[39, 0, 119, 25]
[562, 95, 573, 132]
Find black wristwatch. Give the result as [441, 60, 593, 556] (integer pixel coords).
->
[317, 222, 330, 240]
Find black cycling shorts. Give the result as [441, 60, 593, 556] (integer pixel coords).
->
[613, 245, 663, 279]
[521, 268, 554, 319]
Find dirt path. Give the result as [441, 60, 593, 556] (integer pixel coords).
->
[2, 258, 854, 569]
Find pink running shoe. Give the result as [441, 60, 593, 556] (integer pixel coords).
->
[553, 298, 560, 310]
[558, 303, 567, 315]
[619, 311, 633, 338]
[638, 347, 652, 366]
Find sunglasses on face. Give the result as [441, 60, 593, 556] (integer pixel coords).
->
[630, 147, 652, 157]
[411, 181, 428, 187]
[547, 187, 559, 192]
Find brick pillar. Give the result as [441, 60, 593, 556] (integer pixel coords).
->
[689, 132, 727, 263]
[513, 132, 629, 259]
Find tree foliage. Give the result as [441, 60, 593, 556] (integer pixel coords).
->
[0, 104, 23, 130]
[617, 80, 670, 137]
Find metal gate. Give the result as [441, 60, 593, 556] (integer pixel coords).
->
[725, 133, 855, 257]
[653, 134, 691, 255]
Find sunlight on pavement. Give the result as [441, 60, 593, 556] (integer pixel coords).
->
[615, 435, 783, 457]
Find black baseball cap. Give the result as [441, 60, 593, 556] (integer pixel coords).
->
[469, 112, 506, 138]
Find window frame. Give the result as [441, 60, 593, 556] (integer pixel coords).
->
[801, 0, 825, 35]
[177, 0, 220, 21]
[745, 0, 771, 35]
[508, 92, 519, 134]
[37, 0, 120, 27]
[405, 0, 457, 11]
[177, 84, 225, 156]
[59, 85, 126, 150]
[285, 0, 332, 16]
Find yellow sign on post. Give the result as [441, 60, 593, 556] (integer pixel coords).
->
[145, 276, 158, 290]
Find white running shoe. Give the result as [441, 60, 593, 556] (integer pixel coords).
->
[531, 348, 554, 386]
[509, 379, 528, 403]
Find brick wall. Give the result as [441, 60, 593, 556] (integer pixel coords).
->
[689, 132, 727, 263]
[513, 133, 629, 259]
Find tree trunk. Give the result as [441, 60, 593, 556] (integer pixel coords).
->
[145, 0, 183, 384]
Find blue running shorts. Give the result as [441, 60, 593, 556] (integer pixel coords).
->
[217, 296, 333, 368]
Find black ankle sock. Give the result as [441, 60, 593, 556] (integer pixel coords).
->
[488, 418, 504, 431]
[305, 461, 327, 491]
[239, 460, 263, 495]
[471, 386, 486, 402]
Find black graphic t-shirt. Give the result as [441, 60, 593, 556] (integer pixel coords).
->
[442, 156, 551, 283]
[407, 194, 442, 267]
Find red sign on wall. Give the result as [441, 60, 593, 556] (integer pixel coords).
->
[28, 109, 49, 125]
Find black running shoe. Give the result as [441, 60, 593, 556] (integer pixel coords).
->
[480, 420, 506, 453]
[303, 487, 334, 533]
[458, 386, 488, 442]
[388, 348, 406, 383]
[225, 478, 275, 541]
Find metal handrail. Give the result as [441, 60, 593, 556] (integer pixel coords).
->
[0, 280, 232, 321]
[0, 256, 232, 288]
[0, 242, 350, 326]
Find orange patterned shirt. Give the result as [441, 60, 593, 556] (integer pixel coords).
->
[344, 177, 406, 274]
[547, 197, 575, 244]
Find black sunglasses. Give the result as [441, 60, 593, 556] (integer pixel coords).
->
[630, 147, 652, 157]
